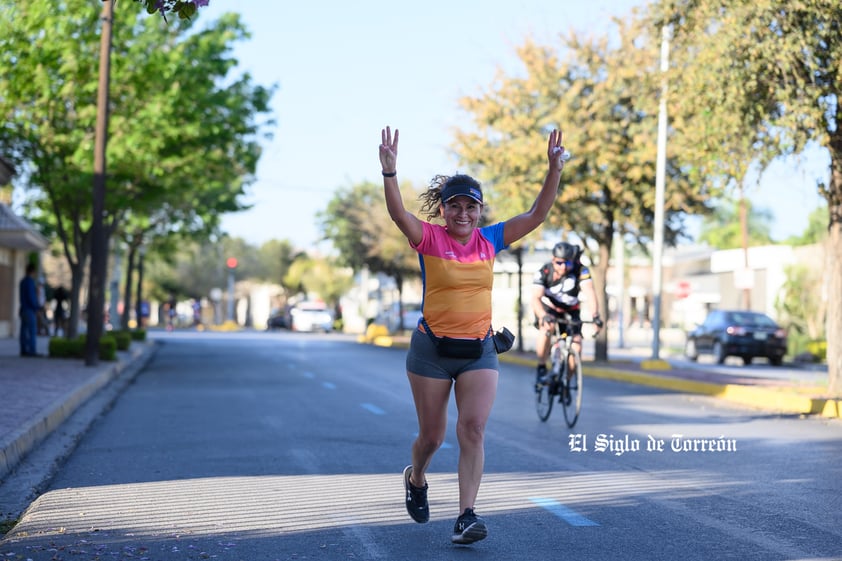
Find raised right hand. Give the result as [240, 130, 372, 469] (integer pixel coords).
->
[379, 126, 399, 173]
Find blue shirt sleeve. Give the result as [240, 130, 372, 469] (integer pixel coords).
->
[479, 222, 508, 254]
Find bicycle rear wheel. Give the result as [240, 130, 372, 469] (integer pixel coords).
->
[561, 349, 583, 427]
[535, 374, 554, 422]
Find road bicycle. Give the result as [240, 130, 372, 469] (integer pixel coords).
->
[535, 315, 598, 428]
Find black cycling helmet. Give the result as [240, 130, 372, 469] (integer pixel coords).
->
[552, 242, 578, 261]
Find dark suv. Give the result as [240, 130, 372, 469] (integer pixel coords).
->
[684, 310, 787, 366]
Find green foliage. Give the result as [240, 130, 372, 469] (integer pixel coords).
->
[450, 17, 715, 360]
[775, 263, 826, 344]
[453, 20, 710, 252]
[134, 0, 203, 20]
[48, 334, 118, 361]
[697, 198, 774, 249]
[0, 1, 275, 336]
[283, 256, 354, 308]
[130, 328, 147, 341]
[806, 340, 827, 362]
[785, 205, 829, 246]
[318, 181, 423, 284]
[653, 0, 842, 393]
[143, 236, 302, 303]
[110, 330, 132, 351]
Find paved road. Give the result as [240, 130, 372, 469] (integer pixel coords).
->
[1, 331, 840, 560]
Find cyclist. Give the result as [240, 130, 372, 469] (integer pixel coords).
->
[531, 242, 603, 389]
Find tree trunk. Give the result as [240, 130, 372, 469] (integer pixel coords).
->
[395, 273, 404, 331]
[827, 221, 841, 396]
[593, 240, 612, 362]
[67, 259, 85, 339]
[826, 149, 842, 396]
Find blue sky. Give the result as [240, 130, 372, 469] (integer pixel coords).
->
[198, 1, 827, 251]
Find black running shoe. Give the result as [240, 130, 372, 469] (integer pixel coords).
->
[403, 465, 429, 523]
[451, 508, 488, 544]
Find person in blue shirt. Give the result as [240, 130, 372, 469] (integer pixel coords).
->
[19, 262, 41, 357]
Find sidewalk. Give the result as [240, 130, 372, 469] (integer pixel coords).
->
[0, 335, 158, 486]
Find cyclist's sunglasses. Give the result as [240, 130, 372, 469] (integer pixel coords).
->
[554, 259, 572, 267]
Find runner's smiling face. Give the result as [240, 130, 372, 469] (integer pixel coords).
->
[441, 196, 482, 242]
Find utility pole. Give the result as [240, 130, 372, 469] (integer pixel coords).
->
[739, 187, 751, 309]
[136, 245, 146, 329]
[651, 24, 670, 361]
[615, 229, 626, 349]
[226, 257, 237, 322]
[85, 0, 113, 366]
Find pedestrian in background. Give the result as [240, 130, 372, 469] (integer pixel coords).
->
[379, 125, 568, 544]
[36, 276, 49, 336]
[18, 262, 40, 357]
[53, 285, 69, 337]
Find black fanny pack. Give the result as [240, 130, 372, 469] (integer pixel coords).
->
[421, 319, 514, 358]
[421, 318, 485, 359]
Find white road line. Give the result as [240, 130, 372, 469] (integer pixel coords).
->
[361, 403, 386, 415]
[529, 497, 599, 526]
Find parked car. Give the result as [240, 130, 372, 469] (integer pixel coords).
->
[684, 309, 787, 366]
[266, 307, 290, 330]
[384, 302, 423, 333]
[290, 302, 334, 333]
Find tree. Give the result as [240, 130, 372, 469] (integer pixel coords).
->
[257, 239, 304, 289]
[697, 198, 774, 249]
[319, 181, 423, 323]
[0, 2, 274, 341]
[786, 205, 829, 246]
[776, 263, 826, 359]
[283, 256, 354, 314]
[453, 19, 710, 360]
[654, 0, 842, 395]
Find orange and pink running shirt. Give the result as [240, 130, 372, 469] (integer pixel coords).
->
[410, 221, 508, 339]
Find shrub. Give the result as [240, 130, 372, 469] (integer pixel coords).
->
[130, 329, 147, 341]
[47, 335, 118, 361]
[806, 340, 827, 362]
[110, 330, 132, 351]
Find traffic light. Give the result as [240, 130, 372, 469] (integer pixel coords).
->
[226, 257, 238, 269]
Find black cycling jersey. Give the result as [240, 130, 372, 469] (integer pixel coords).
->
[532, 261, 592, 312]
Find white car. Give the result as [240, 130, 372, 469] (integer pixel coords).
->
[290, 302, 334, 333]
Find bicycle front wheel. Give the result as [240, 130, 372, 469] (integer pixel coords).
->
[561, 349, 583, 428]
[535, 374, 554, 422]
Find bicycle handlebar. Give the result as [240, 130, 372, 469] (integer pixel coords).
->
[544, 314, 601, 338]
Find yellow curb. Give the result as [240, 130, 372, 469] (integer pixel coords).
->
[640, 359, 672, 371]
[584, 365, 722, 396]
[818, 399, 842, 417]
[583, 365, 842, 419]
[372, 335, 395, 347]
